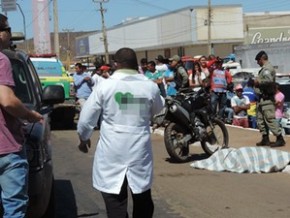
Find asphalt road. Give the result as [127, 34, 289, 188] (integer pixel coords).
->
[51, 125, 290, 218]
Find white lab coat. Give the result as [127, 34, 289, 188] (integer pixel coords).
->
[77, 69, 164, 194]
[91, 73, 105, 89]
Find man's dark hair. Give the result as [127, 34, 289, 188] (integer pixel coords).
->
[0, 13, 11, 49]
[155, 55, 165, 63]
[247, 78, 254, 87]
[0, 14, 10, 31]
[140, 58, 147, 65]
[199, 55, 207, 61]
[114, 47, 138, 70]
[147, 60, 156, 67]
[227, 82, 234, 91]
[75, 63, 83, 68]
[208, 54, 216, 61]
[255, 50, 268, 61]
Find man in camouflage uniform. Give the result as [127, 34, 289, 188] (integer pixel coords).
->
[254, 51, 285, 147]
[168, 55, 189, 91]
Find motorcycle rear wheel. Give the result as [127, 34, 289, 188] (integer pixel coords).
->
[164, 122, 191, 163]
[201, 118, 229, 155]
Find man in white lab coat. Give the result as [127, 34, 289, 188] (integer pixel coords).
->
[77, 47, 164, 218]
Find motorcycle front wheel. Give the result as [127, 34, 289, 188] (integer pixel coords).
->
[201, 118, 229, 155]
[164, 122, 191, 163]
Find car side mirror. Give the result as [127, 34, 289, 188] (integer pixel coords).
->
[42, 85, 65, 105]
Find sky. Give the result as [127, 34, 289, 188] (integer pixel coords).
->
[3, 0, 290, 39]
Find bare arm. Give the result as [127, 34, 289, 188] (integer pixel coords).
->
[233, 104, 250, 114]
[154, 78, 163, 84]
[276, 101, 283, 108]
[189, 73, 203, 88]
[0, 85, 43, 123]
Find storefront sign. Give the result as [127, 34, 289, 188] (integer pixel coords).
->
[247, 27, 290, 44]
[1, 0, 16, 12]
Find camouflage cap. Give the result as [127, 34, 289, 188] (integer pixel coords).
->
[155, 55, 165, 62]
[168, 55, 180, 62]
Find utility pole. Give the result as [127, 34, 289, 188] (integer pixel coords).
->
[93, 0, 109, 64]
[207, 0, 212, 56]
[62, 28, 74, 70]
[53, 0, 60, 57]
[16, 3, 27, 52]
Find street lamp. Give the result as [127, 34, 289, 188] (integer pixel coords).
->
[93, 0, 109, 64]
[16, 3, 28, 51]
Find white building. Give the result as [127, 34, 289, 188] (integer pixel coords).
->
[75, 4, 244, 62]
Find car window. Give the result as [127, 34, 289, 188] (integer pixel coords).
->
[279, 83, 290, 103]
[27, 58, 43, 103]
[32, 60, 63, 77]
[10, 59, 32, 104]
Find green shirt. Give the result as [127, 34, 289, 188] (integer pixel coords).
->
[144, 70, 163, 81]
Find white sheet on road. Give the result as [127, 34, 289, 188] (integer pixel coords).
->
[190, 147, 290, 173]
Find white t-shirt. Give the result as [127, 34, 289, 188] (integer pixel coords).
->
[92, 73, 105, 89]
[189, 72, 206, 91]
[156, 63, 168, 73]
[231, 95, 250, 118]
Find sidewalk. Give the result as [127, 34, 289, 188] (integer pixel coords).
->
[152, 124, 290, 151]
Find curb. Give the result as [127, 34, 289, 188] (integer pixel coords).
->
[151, 125, 290, 138]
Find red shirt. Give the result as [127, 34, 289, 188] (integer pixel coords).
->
[0, 52, 24, 154]
[210, 69, 232, 92]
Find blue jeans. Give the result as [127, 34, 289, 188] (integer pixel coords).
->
[0, 149, 28, 218]
[249, 115, 257, 129]
[224, 107, 234, 120]
[211, 92, 227, 117]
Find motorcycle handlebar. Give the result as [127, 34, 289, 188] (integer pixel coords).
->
[179, 87, 210, 95]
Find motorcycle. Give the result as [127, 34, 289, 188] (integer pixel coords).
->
[153, 87, 229, 162]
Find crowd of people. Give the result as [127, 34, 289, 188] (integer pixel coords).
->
[136, 54, 231, 121]
[139, 52, 285, 138]
[73, 50, 287, 147]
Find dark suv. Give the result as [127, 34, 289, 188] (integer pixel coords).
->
[1, 48, 64, 218]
